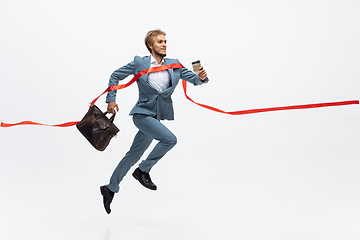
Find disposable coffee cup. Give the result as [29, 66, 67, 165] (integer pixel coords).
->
[192, 60, 201, 74]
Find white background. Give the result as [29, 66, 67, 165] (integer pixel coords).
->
[1, 1, 359, 239]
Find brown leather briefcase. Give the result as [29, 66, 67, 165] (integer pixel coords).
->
[76, 105, 119, 151]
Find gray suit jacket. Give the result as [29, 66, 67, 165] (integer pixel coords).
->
[106, 55, 208, 120]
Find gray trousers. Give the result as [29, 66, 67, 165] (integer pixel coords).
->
[107, 114, 177, 193]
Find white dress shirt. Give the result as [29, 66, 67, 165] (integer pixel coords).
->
[147, 55, 171, 92]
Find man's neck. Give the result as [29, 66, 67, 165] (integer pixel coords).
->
[151, 53, 164, 65]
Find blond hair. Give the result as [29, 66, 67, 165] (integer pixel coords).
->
[145, 29, 166, 53]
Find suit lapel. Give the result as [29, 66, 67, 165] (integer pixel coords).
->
[164, 58, 175, 86]
[139, 55, 152, 85]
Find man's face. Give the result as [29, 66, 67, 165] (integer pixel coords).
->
[151, 35, 167, 58]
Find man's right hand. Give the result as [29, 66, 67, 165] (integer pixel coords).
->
[107, 102, 119, 114]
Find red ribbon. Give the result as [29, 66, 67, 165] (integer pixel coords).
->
[0, 64, 184, 128]
[1, 63, 359, 128]
[90, 63, 185, 107]
[0, 121, 80, 128]
[182, 80, 359, 115]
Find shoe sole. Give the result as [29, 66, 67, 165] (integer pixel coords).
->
[132, 172, 157, 191]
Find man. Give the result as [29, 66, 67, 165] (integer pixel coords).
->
[100, 29, 208, 214]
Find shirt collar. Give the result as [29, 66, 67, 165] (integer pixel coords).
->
[150, 55, 165, 66]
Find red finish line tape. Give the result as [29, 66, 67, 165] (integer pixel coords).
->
[1, 63, 359, 127]
[182, 80, 359, 115]
[0, 121, 80, 128]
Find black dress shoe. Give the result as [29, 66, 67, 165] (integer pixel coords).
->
[132, 167, 157, 190]
[100, 185, 114, 214]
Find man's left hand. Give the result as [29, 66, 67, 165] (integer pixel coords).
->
[197, 66, 208, 82]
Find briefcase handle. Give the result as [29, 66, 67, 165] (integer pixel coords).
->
[103, 111, 116, 123]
